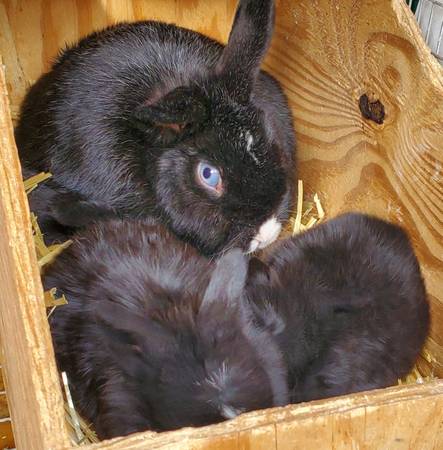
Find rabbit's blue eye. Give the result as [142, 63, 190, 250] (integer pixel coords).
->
[197, 162, 223, 195]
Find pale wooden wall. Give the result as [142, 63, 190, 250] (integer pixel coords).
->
[0, 64, 70, 449]
[80, 382, 443, 450]
[0, 0, 442, 377]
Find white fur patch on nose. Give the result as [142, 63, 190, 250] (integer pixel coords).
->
[247, 216, 281, 253]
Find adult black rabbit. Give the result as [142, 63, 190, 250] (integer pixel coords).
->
[247, 213, 430, 402]
[45, 219, 288, 439]
[17, 0, 295, 256]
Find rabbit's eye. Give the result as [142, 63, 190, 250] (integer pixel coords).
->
[197, 162, 223, 195]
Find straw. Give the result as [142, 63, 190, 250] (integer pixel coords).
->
[291, 180, 325, 236]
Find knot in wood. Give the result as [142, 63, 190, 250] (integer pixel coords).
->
[359, 94, 385, 125]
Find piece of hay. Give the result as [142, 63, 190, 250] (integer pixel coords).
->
[44, 288, 68, 308]
[64, 404, 99, 445]
[313, 193, 325, 220]
[399, 347, 438, 385]
[62, 371, 83, 443]
[23, 171, 52, 195]
[291, 180, 325, 235]
[399, 362, 436, 385]
[422, 349, 437, 364]
[30, 211, 73, 268]
[45, 288, 68, 319]
[292, 180, 304, 234]
[62, 372, 99, 445]
[38, 240, 72, 269]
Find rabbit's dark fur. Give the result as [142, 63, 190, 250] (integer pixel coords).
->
[247, 213, 430, 402]
[45, 219, 288, 439]
[17, 0, 295, 256]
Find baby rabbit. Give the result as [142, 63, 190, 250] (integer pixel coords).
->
[17, 0, 295, 256]
[247, 213, 430, 403]
[45, 219, 288, 439]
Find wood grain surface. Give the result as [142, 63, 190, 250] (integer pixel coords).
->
[0, 64, 70, 449]
[0, 394, 9, 421]
[267, 0, 443, 376]
[0, 0, 441, 449]
[0, 420, 14, 450]
[0, 369, 5, 393]
[0, 367, 13, 450]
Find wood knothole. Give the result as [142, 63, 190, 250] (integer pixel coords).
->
[359, 94, 385, 125]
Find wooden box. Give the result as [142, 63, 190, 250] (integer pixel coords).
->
[0, 1, 442, 449]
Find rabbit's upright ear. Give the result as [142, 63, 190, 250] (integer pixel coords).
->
[94, 301, 174, 378]
[132, 86, 208, 144]
[216, 0, 275, 103]
[202, 248, 249, 307]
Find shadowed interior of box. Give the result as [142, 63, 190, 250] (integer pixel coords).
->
[0, 0, 442, 447]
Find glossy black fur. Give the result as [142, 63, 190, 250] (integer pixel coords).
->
[45, 219, 288, 439]
[16, 0, 295, 256]
[247, 213, 430, 402]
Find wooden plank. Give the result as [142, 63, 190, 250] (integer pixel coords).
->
[0, 395, 9, 420]
[0, 365, 13, 448]
[81, 382, 443, 450]
[0, 64, 70, 449]
[0, 369, 4, 392]
[0, 420, 14, 450]
[238, 425, 276, 450]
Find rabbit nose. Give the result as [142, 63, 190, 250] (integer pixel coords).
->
[247, 216, 281, 253]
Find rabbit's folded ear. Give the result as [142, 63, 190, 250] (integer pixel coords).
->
[247, 257, 272, 287]
[216, 0, 275, 103]
[51, 192, 115, 227]
[94, 301, 174, 378]
[132, 86, 208, 142]
[199, 249, 250, 341]
[202, 248, 248, 307]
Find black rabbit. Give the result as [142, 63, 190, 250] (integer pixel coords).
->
[17, 0, 295, 256]
[247, 213, 430, 402]
[45, 219, 288, 439]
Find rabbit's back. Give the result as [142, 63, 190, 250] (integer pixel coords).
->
[290, 214, 429, 400]
[44, 218, 211, 314]
[17, 21, 293, 170]
[45, 218, 211, 370]
[17, 20, 294, 233]
[249, 213, 430, 402]
[44, 219, 211, 431]
[16, 22, 223, 199]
